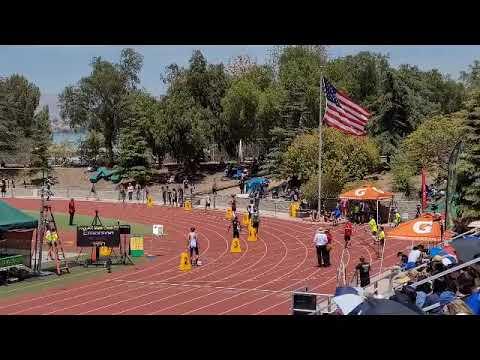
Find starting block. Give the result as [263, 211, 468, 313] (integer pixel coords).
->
[247, 226, 257, 242]
[179, 252, 192, 271]
[226, 208, 233, 221]
[184, 200, 192, 211]
[230, 238, 242, 253]
[242, 212, 250, 226]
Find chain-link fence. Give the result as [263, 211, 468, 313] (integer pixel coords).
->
[4, 186, 420, 220]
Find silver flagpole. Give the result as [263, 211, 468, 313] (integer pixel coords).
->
[318, 77, 324, 217]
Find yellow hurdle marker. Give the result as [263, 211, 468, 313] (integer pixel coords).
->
[230, 238, 242, 253]
[242, 212, 250, 226]
[146, 195, 154, 208]
[225, 208, 233, 221]
[184, 200, 192, 211]
[247, 226, 257, 242]
[179, 252, 192, 271]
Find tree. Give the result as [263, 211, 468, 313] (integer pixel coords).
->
[275, 46, 327, 129]
[456, 90, 480, 223]
[460, 60, 480, 90]
[117, 115, 151, 183]
[59, 48, 143, 164]
[0, 74, 40, 137]
[30, 105, 52, 171]
[280, 128, 380, 202]
[78, 130, 104, 166]
[49, 141, 76, 166]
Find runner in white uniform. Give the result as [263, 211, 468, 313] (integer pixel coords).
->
[187, 227, 200, 266]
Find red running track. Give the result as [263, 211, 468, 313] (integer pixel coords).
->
[0, 198, 408, 315]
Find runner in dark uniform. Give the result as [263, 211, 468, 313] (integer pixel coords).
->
[228, 216, 241, 239]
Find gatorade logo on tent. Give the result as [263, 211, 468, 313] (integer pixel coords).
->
[372, 187, 385, 194]
[413, 221, 433, 234]
[355, 188, 367, 196]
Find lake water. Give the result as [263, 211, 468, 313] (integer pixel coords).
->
[52, 132, 86, 145]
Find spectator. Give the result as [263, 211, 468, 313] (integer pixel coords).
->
[161, 186, 166, 205]
[167, 186, 172, 205]
[444, 299, 474, 315]
[397, 252, 408, 268]
[119, 184, 126, 203]
[127, 183, 134, 201]
[406, 246, 422, 270]
[178, 187, 184, 207]
[1, 178, 6, 198]
[416, 204, 421, 218]
[212, 178, 217, 196]
[136, 183, 141, 201]
[172, 188, 178, 206]
[144, 184, 150, 203]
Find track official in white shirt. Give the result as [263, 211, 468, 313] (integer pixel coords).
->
[314, 229, 330, 267]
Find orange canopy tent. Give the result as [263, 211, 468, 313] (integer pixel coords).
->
[385, 213, 448, 243]
[339, 185, 394, 201]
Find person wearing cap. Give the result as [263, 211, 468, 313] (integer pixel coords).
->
[313, 229, 329, 267]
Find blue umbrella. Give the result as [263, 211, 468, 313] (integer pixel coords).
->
[451, 235, 480, 263]
[349, 298, 421, 315]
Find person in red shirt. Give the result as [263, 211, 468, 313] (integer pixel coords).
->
[68, 198, 75, 226]
[344, 221, 353, 248]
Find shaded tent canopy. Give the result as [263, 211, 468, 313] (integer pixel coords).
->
[89, 167, 122, 184]
[0, 200, 38, 232]
[339, 185, 394, 201]
[386, 213, 448, 243]
[245, 177, 269, 194]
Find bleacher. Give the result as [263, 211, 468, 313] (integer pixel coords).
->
[293, 226, 480, 315]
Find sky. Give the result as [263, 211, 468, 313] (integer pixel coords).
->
[1, 45, 480, 118]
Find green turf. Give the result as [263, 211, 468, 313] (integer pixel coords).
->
[0, 258, 146, 300]
[23, 210, 152, 236]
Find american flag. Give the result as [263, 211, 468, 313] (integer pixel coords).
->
[322, 78, 371, 136]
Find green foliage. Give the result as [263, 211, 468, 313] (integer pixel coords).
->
[281, 128, 380, 202]
[0, 74, 40, 137]
[49, 141, 76, 166]
[79, 130, 104, 165]
[118, 113, 151, 183]
[456, 90, 480, 222]
[59, 48, 143, 164]
[30, 105, 52, 170]
[460, 60, 480, 90]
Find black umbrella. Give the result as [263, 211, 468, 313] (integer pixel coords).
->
[349, 298, 422, 315]
[451, 235, 480, 263]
